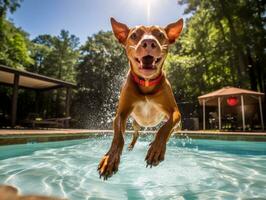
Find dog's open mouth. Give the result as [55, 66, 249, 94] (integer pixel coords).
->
[135, 55, 161, 70]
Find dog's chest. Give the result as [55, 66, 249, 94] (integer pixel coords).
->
[131, 98, 165, 127]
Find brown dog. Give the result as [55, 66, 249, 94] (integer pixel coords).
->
[98, 17, 183, 180]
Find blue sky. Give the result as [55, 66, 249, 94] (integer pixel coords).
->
[8, 0, 187, 44]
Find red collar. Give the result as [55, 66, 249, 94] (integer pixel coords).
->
[130, 72, 163, 87]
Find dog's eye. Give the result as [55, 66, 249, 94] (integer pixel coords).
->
[130, 33, 137, 40]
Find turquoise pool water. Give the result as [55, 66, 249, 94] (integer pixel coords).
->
[0, 135, 266, 199]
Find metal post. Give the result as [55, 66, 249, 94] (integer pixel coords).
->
[203, 99, 206, 130]
[241, 95, 245, 131]
[35, 90, 40, 114]
[218, 97, 221, 130]
[65, 87, 71, 128]
[258, 96, 264, 130]
[11, 74, 19, 127]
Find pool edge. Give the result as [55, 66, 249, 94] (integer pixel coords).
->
[1, 129, 266, 145]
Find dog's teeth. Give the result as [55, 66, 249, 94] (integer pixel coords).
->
[140, 61, 143, 68]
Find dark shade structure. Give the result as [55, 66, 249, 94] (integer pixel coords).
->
[0, 65, 76, 127]
[198, 86, 264, 131]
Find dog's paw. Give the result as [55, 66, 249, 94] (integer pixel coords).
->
[145, 140, 166, 168]
[97, 153, 120, 180]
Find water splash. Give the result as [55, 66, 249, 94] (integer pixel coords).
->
[100, 68, 127, 127]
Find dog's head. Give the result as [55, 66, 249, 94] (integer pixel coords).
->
[111, 17, 183, 79]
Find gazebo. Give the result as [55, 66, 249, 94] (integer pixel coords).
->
[198, 86, 264, 131]
[0, 65, 76, 127]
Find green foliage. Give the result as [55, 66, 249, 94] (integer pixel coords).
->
[165, 53, 203, 102]
[0, 19, 33, 69]
[30, 30, 79, 82]
[0, 0, 29, 69]
[166, 0, 266, 106]
[0, 0, 22, 17]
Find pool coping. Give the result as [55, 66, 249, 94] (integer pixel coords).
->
[0, 129, 266, 145]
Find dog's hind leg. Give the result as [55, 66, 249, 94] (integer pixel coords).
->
[128, 120, 140, 151]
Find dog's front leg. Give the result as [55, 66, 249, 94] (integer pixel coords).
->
[98, 112, 129, 180]
[145, 108, 181, 167]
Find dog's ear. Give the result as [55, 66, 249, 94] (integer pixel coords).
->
[110, 17, 130, 45]
[165, 18, 183, 44]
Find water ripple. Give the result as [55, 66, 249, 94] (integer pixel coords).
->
[0, 137, 265, 199]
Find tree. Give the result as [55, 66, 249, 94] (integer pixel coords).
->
[0, 0, 31, 69]
[0, 19, 33, 69]
[0, 0, 22, 18]
[177, 0, 266, 93]
[31, 30, 79, 82]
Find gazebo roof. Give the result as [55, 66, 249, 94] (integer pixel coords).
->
[199, 86, 264, 99]
[0, 64, 76, 90]
[198, 86, 264, 106]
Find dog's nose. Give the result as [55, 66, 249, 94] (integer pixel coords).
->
[141, 39, 157, 49]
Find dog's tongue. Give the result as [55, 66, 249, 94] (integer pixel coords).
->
[141, 55, 154, 69]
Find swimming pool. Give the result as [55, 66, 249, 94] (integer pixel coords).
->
[0, 134, 266, 199]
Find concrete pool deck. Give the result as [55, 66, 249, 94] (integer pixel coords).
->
[0, 129, 266, 145]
